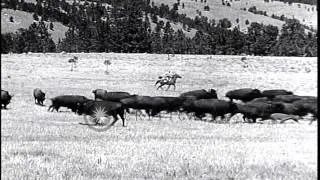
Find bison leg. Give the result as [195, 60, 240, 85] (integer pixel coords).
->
[110, 115, 119, 126]
[118, 110, 126, 127]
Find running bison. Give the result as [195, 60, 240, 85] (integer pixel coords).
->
[33, 88, 45, 105]
[235, 101, 284, 123]
[273, 95, 316, 103]
[120, 95, 154, 119]
[1, 90, 13, 109]
[76, 100, 126, 126]
[179, 89, 218, 100]
[48, 95, 88, 112]
[92, 89, 132, 102]
[293, 99, 318, 124]
[261, 89, 293, 99]
[181, 98, 238, 121]
[226, 88, 262, 102]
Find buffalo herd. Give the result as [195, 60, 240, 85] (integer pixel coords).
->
[1, 88, 318, 126]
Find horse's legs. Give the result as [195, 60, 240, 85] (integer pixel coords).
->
[157, 84, 164, 90]
[166, 84, 171, 91]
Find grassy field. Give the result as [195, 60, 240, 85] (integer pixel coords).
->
[1, 53, 317, 179]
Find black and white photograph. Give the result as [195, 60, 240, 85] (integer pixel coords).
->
[1, 0, 317, 179]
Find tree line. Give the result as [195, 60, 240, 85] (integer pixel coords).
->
[1, 0, 317, 56]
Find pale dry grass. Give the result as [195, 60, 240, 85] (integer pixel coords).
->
[1, 53, 317, 179]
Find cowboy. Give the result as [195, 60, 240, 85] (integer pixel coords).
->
[159, 71, 174, 82]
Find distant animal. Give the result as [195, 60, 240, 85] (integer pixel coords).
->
[226, 88, 262, 102]
[48, 95, 88, 112]
[261, 89, 293, 99]
[181, 98, 238, 121]
[179, 89, 218, 100]
[155, 73, 182, 90]
[92, 89, 132, 102]
[33, 88, 45, 105]
[1, 90, 13, 109]
[76, 100, 126, 127]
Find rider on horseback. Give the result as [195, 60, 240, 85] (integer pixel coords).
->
[159, 71, 175, 83]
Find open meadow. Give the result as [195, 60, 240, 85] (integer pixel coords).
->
[1, 53, 318, 179]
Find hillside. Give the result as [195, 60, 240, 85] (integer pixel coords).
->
[1, 8, 68, 44]
[151, 0, 317, 32]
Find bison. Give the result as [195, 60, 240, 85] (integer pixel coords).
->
[48, 95, 88, 112]
[226, 88, 262, 102]
[92, 89, 132, 102]
[273, 95, 316, 103]
[236, 101, 284, 123]
[120, 95, 154, 120]
[181, 98, 238, 121]
[1, 90, 13, 109]
[33, 88, 45, 105]
[179, 89, 218, 100]
[76, 100, 126, 126]
[293, 99, 317, 124]
[261, 89, 293, 99]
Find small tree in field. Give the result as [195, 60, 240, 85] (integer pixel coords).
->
[68, 56, 78, 71]
[9, 16, 14, 22]
[104, 60, 111, 74]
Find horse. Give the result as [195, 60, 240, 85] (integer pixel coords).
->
[155, 74, 182, 91]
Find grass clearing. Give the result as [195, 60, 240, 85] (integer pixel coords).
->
[1, 53, 317, 179]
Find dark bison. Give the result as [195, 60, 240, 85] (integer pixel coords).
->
[148, 96, 184, 117]
[226, 88, 262, 102]
[273, 95, 316, 103]
[120, 95, 154, 119]
[236, 101, 284, 123]
[33, 88, 45, 105]
[181, 98, 238, 121]
[292, 99, 318, 124]
[120, 95, 184, 119]
[1, 90, 13, 109]
[76, 100, 126, 126]
[250, 97, 302, 117]
[261, 89, 293, 99]
[48, 95, 88, 112]
[179, 89, 218, 100]
[92, 89, 132, 102]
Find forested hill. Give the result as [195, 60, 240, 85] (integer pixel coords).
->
[1, 0, 317, 57]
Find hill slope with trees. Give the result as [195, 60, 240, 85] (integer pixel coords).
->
[1, 0, 317, 56]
